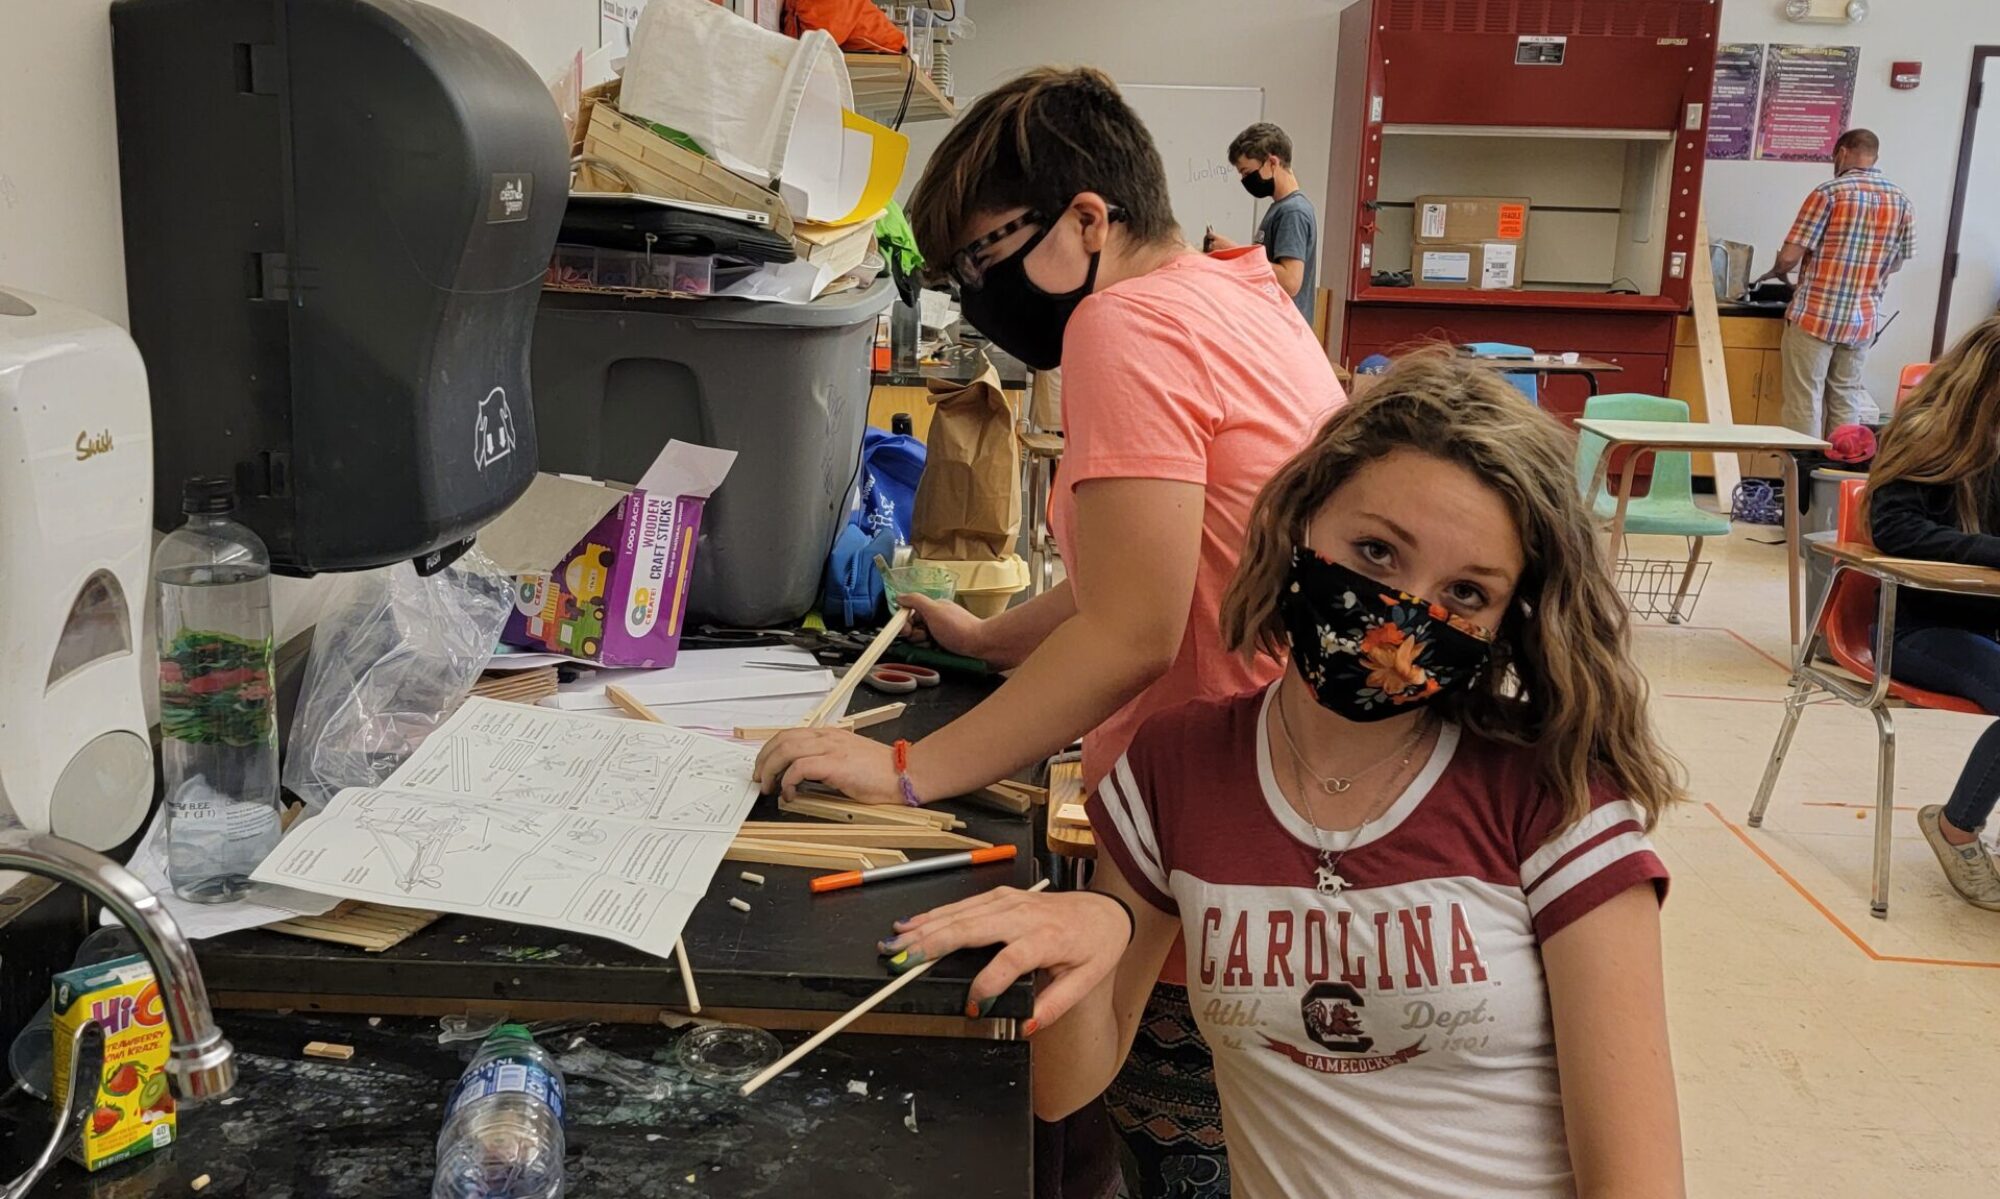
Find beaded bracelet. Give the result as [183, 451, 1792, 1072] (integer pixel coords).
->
[892, 740, 922, 807]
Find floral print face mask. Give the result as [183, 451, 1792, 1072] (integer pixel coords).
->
[1277, 546, 1496, 722]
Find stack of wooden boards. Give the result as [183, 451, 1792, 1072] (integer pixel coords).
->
[471, 665, 560, 706]
[267, 902, 443, 952]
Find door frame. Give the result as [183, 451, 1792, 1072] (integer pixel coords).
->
[1933, 45, 2000, 360]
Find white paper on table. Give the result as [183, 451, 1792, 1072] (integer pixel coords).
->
[113, 806, 340, 940]
[633, 693, 824, 736]
[549, 670, 834, 711]
[486, 650, 591, 672]
[552, 646, 831, 711]
[251, 698, 762, 960]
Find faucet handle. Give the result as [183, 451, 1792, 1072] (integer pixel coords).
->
[3, 1021, 106, 1199]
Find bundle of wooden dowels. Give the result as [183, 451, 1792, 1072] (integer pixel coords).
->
[725, 794, 992, 871]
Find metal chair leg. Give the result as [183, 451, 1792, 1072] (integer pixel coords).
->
[1667, 536, 1703, 624]
[1870, 705, 1897, 919]
[1749, 678, 1814, 827]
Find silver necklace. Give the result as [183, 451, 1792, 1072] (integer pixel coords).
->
[1274, 695, 1431, 896]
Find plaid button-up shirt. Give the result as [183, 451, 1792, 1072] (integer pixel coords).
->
[1784, 166, 1915, 347]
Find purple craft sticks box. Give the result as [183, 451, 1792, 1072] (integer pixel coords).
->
[494, 441, 736, 669]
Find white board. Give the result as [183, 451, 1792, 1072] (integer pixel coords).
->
[1120, 84, 1266, 245]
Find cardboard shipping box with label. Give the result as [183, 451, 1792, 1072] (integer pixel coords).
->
[1415, 242, 1521, 291]
[1413, 196, 1530, 246]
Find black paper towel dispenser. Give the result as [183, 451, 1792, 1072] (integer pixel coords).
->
[112, 0, 568, 574]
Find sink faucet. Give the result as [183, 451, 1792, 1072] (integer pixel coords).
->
[0, 828, 234, 1198]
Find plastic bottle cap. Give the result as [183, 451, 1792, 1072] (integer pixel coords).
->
[181, 476, 237, 516]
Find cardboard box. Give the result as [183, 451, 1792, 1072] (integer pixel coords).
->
[1415, 242, 1522, 291]
[1413, 195, 1531, 245]
[51, 954, 176, 1171]
[490, 442, 736, 669]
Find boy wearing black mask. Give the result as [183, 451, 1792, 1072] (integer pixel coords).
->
[1207, 122, 1318, 326]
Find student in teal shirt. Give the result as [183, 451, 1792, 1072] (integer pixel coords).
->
[1207, 122, 1319, 326]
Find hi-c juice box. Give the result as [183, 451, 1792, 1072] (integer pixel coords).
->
[50, 953, 177, 1170]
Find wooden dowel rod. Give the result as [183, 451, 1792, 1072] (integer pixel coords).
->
[675, 937, 702, 1015]
[738, 878, 1050, 1097]
[802, 610, 909, 728]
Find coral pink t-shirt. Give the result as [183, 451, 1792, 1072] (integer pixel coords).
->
[1051, 245, 1344, 789]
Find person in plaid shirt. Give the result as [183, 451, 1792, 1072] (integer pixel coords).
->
[1755, 129, 1915, 437]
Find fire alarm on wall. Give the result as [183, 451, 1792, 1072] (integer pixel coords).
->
[1891, 62, 1922, 90]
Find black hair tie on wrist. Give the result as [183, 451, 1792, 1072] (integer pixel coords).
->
[1086, 890, 1136, 947]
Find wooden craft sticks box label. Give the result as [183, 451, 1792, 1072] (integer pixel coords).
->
[51, 954, 176, 1171]
[1414, 195, 1530, 245]
[487, 441, 736, 669]
[1416, 242, 1521, 290]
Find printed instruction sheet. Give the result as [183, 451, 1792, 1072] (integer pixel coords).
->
[252, 698, 760, 959]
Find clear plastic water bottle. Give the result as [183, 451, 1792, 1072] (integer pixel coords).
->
[433, 1024, 567, 1199]
[154, 476, 283, 903]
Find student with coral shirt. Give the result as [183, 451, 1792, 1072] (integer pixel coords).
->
[754, 67, 1343, 1195]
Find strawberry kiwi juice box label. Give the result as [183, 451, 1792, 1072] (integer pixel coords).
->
[51, 953, 177, 1170]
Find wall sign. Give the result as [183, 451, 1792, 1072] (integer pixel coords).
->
[1707, 43, 1763, 161]
[1515, 35, 1567, 66]
[1755, 44, 1861, 162]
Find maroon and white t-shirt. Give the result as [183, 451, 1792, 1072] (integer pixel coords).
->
[1085, 686, 1668, 1199]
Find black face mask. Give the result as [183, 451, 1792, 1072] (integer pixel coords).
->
[1278, 547, 1495, 722]
[957, 222, 1099, 372]
[1241, 167, 1277, 199]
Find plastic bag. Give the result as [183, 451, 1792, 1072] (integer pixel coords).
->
[283, 550, 514, 812]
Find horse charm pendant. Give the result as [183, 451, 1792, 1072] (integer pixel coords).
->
[1315, 853, 1347, 897]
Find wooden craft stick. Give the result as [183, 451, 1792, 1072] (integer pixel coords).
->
[675, 937, 702, 1015]
[967, 786, 1033, 816]
[842, 703, 907, 731]
[303, 1041, 354, 1061]
[724, 842, 877, 871]
[735, 825, 990, 850]
[802, 609, 909, 728]
[606, 684, 665, 724]
[739, 879, 1051, 1097]
[734, 704, 905, 741]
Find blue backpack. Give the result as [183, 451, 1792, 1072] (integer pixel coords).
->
[854, 428, 925, 545]
[822, 523, 896, 628]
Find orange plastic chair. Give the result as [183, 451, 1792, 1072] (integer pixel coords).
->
[1896, 363, 1932, 405]
[1750, 479, 1986, 918]
[1819, 482, 1983, 714]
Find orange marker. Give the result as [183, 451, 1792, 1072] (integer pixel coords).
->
[809, 844, 1018, 893]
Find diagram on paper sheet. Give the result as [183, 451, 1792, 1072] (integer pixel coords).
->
[389, 700, 758, 828]
[250, 699, 761, 959]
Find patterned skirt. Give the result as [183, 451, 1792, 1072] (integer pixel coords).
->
[1104, 983, 1231, 1198]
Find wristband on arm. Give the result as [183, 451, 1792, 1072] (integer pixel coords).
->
[1084, 890, 1136, 947]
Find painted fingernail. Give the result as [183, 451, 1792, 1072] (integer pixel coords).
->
[892, 916, 916, 929]
[886, 948, 926, 974]
[964, 1000, 980, 1019]
[877, 935, 905, 954]
[1022, 1019, 1040, 1037]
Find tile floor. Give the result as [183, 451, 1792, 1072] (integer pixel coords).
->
[1623, 524, 2000, 1196]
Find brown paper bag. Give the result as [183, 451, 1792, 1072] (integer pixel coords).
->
[912, 365, 1021, 560]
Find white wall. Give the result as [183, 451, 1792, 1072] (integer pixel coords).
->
[0, 0, 600, 641]
[896, 0, 1349, 252]
[0, 0, 595, 337]
[1703, 3, 2000, 403]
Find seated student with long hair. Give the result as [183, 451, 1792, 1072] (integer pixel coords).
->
[1866, 315, 2000, 909]
[874, 354, 1689, 1199]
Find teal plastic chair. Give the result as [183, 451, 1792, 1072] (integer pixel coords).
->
[1575, 394, 1730, 622]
